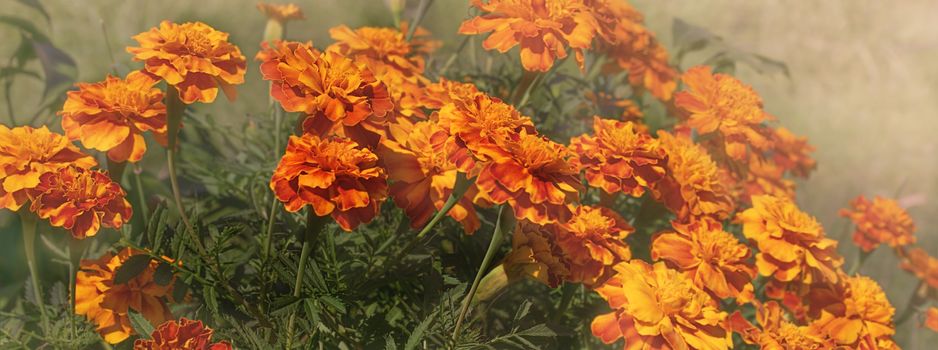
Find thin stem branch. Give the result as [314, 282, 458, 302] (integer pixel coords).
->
[19, 212, 50, 335]
[132, 164, 149, 226]
[406, 0, 434, 41]
[285, 210, 325, 349]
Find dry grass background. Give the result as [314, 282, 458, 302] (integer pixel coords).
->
[2, 0, 937, 347]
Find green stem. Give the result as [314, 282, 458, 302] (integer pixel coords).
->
[132, 164, 149, 226]
[67, 238, 88, 342]
[19, 212, 49, 335]
[406, 0, 434, 42]
[452, 205, 513, 341]
[895, 280, 926, 325]
[847, 249, 871, 275]
[438, 36, 470, 77]
[285, 210, 326, 349]
[509, 70, 540, 106]
[106, 158, 127, 184]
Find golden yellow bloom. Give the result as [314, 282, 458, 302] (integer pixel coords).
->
[76, 248, 174, 344]
[256, 2, 304, 23]
[654, 130, 734, 221]
[0, 125, 96, 211]
[769, 127, 816, 178]
[127, 21, 247, 104]
[570, 117, 667, 198]
[379, 119, 479, 233]
[652, 218, 756, 302]
[674, 66, 771, 160]
[60, 71, 166, 163]
[840, 195, 916, 252]
[737, 154, 796, 202]
[458, 0, 600, 72]
[270, 134, 388, 231]
[591, 260, 731, 350]
[728, 301, 833, 349]
[809, 276, 896, 349]
[327, 24, 438, 95]
[418, 78, 480, 111]
[29, 166, 132, 239]
[738, 195, 843, 298]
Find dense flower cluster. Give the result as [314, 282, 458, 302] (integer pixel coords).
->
[841, 195, 917, 252]
[570, 117, 666, 198]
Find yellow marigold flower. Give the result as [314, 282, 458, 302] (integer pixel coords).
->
[505, 205, 632, 287]
[738, 195, 843, 297]
[769, 126, 816, 178]
[674, 66, 771, 160]
[270, 134, 388, 231]
[59, 71, 167, 163]
[809, 275, 896, 349]
[256, 2, 304, 23]
[474, 131, 581, 225]
[654, 130, 734, 221]
[437, 93, 535, 170]
[728, 301, 833, 349]
[458, 0, 600, 72]
[76, 248, 174, 344]
[926, 307, 938, 332]
[127, 21, 247, 104]
[570, 117, 667, 198]
[651, 217, 756, 302]
[591, 260, 731, 350]
[28, 166, 132, 239]
[738, 154, 796, 202]
[840, 195, 916, 253]
[379, 120, 480, 233]
[134, 317, 231, 350]
[0, 125, 96, 211]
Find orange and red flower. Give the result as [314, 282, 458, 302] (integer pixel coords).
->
[379, 120, 479, 233]
[474, 131, 581, 225]
[898, 247, 938, 290]
[840, 195, 916, 252]
[28, 166, 132, 239]
[728, 301, 832, 349]
[127, 21, 247, 104]
[769, 126, 816, 178]
[926, 307, 938, 332]
[256, 2, 304, 23]
[0, 125, 96, 211]
[76, 248, 174, 344]
[458, 0, 600, 72]
[60, 71, 167, 163]
[651, 217, 756, 302]
[437, 93, 535, 170]
[570, 117, 666, 198]
[418, 78, 481, 111]
[808, 275, 896, 349]
[591, 260, 731, 350]
[654, 130, 734, 221]
[270, 134, 388, 231]
[134, 317, 231, 350]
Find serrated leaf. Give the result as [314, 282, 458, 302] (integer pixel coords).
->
[318, 295, 345, 314]
[0, 15, 50, 42]
[404, 310, 436, 350]
[153, 262, 173, 286]
[129, 311, 155, 337]
[513, 324, 555, 338]
[114, 254, 152, 285]
[385, 335, 398, 350]
[204, 284, 219, 313]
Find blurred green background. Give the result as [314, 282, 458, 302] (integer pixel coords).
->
[1, 0, 936, 348]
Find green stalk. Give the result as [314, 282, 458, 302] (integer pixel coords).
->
[19, 212, 49, 334]
[895, 280, 926, 325]
[452, 205, 514, 341]
[416, 175, 471, 240]
[105, 158, 127, 184]
[67, 238, 89, 342]
[285, 210, 326, 349]
[847, 249, 871, 275]
[132, 164, 149, 226]
[406, 0, 434, 42]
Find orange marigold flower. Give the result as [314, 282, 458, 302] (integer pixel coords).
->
[570, 117, 666, 198]
[654, 130, 734, 221]
[926, 307, 938, 332]
[458, 0, 600, 72]
[29, 166, 132, 239]
[270, 134, 388, 231]
[0, 125, 96, 211]
[809, 275, 896, 349]
[737, 154, 796, 202]
[379, 120, 480, 233]
[76, 248, 174, 344]
[898, 247, 938, 289]
[651, 217, 756, 302]
[674, 66, 771, 160]
[134, 317, 231, 350]
[728, 301, 832, 349]
[127, 21, 246, 104]
[840, 195, 916, 252]
[474, 131, 581, 225]
[418, 78, 481, 110]
[437, 93, 535, 170]
[59, 71, 167, 163]
[769, 127, 816, 177]
[591, 260, 731, 350]
[256, 2, 304, 23]
[738, 195, 843, 297]
[505, 206, 632, 287]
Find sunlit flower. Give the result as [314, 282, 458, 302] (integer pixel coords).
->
[570, 117, 666, 198]
[59, 71, 166, 163]
[674, 66, 771, 160]
[652, 217, 756, 302]
[728, 301, 832, 349]
[769, 127, 816, 178]
[270, 134, 388, 231]
[134, 317, 232, 350]
[76, 248, 174, 344]
[738, 195, 843, 298]
[458, 0, 600, 72]
[654, 130, 734, 221]
[127, 21, 247, 104]
[474, 131, 581, 224]
[840, 195, 916, 252]
[437, 93, 535, 170]
[0, 125, 96, 211]
[418, 78, 480, 111]
[256, 2, 304, 23]
[504, 220, 569, 287]
[737, 154, 796, 202]
[258, 41, 393, 147]
[591, 260, 731, 350]
[898, 247, 938, 289]
[926, 307, 938, 332]
[809, 275, 896, 349]
[379, 120, 479, 233]
[29, 166, 132, 239]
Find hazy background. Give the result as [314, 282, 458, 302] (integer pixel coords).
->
[2, 0, 937, 347]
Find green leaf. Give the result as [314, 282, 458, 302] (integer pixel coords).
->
[204, 284, 219, 314]
[15, 0, 51, 24]
[33, 40, 77, 99]
[672, 17, 721, 62]
[0, 15, 50, 42]
[403, 310, 436, 350]
[385, 335, 398, 350]
[114, 254, 152, 285]
[153, 262, 174, 286]
[128, 311, 155, 337]
[318, 295, 346, 314]
[172, 278, 189, 302]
